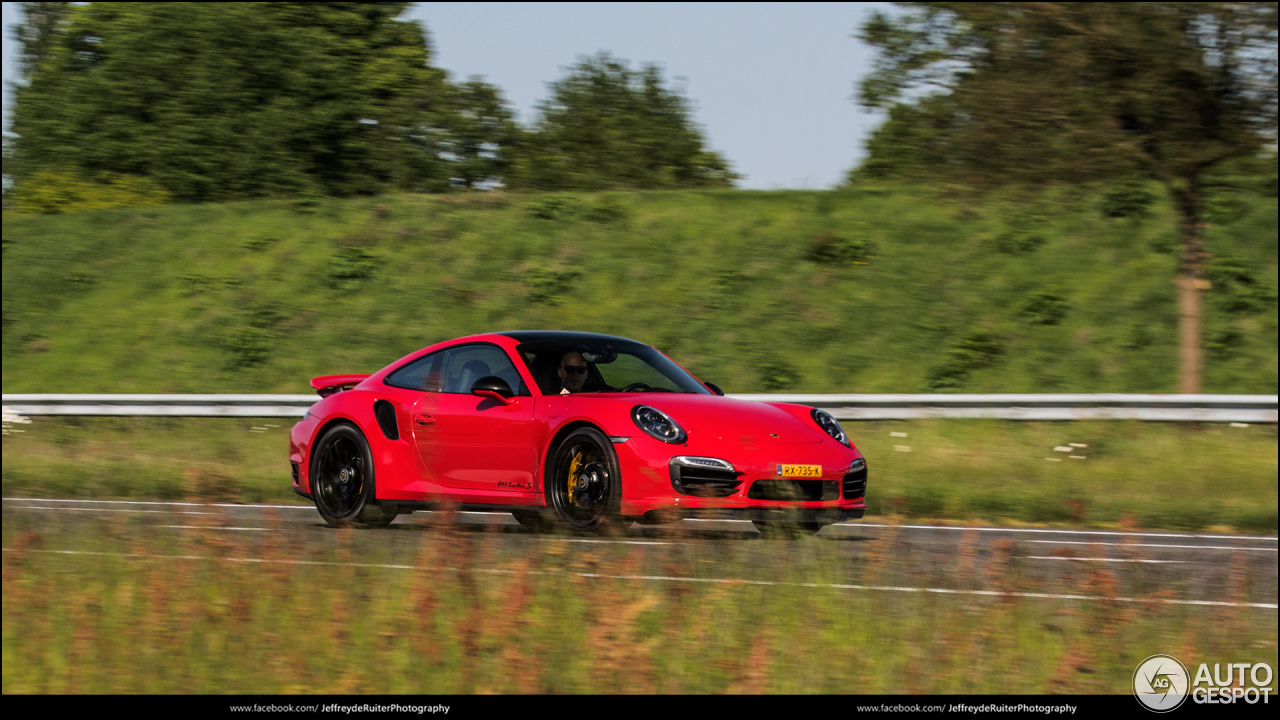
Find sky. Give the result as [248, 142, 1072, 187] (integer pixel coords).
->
[2, 2, 891, 190]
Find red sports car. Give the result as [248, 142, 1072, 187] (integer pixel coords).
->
[289, 331, 867, 533]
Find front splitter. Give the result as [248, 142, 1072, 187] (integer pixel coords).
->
[637, 506, 864, 525]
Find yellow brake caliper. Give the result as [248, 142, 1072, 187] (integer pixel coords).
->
[567, 452, 584, 505]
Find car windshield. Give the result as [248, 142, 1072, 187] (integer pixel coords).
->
[516, 339, 711, 395]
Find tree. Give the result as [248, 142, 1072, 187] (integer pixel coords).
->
[854, 3, 1278, 393]
[9, 2, 453, 205]
[512, 53, 737, 191]
[440, 77, 521, 189]
[13, 2, 68, 79]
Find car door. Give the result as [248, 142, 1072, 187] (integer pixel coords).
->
[381, 350, 445, 495]
[417, 343, 536, 493]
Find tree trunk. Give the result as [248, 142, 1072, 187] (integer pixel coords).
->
[1174, 180, 1206, 395]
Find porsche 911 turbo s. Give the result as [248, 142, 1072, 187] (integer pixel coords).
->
[289, 331, 867, 534]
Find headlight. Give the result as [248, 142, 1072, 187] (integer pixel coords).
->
[849, 458, 866, 472]
[811, 408, 850, 447]
[631, 405, 687, 444]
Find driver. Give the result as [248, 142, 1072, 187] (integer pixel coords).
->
[557, 351, 589, 394]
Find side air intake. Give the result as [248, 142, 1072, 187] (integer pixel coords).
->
[373, 400, 399, 440]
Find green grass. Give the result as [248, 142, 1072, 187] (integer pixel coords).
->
[4, 417, 1275, 532]
[3, 187, 1276, 395]
[3, 516, 1275, 694]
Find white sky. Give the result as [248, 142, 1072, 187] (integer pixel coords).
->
[2, 2, 890, 190]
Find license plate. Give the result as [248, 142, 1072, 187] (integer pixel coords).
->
[777, 464, 822, 478]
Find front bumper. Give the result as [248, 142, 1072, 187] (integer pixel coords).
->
[613, 433, 867, 518]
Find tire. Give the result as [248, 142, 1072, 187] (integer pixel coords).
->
[752, 519, 826, 537]
[546, 427, 625, 533]
[511, 510, 554, 533]
[310, 422, 396, 528]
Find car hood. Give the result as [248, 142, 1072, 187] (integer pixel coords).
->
[596, 393, 826, 445]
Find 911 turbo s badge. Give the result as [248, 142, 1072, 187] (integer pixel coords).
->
[777, 464, 822, 477]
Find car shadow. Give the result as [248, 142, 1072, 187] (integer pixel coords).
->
[369, 516, 873, 542]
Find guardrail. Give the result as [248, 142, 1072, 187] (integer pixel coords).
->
[3, 393, 1276, 422]
[1, 394, 317, 418]
[734, 394, 1278, 422]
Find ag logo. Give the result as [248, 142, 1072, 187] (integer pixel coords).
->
[1134, 654, 1190, 712]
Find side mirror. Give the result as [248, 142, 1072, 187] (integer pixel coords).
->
[471, 376, 516, 405]
[705, 382, 725, 396]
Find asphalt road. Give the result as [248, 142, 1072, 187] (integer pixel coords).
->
[4, 497, 1276, 609]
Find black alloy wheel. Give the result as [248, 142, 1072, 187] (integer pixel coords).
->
[310, 423, 396, 528]
[547, 427, 625, 533]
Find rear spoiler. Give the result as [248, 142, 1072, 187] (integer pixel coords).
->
[310, 374, 371, 398]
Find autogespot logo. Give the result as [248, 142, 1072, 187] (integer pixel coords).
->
[1134, 654, 1191, 712]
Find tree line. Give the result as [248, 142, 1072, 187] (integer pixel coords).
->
[4, 2, 736, 212]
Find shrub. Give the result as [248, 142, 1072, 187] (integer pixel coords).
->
[584, 196, 628, 223]
[226, 327, 271, 369]
[12, 170, 169, 215]
[806, 229, 875, 264]
[1019, 291, 1070, 326]
[758, 360, 800, 391]
[526, 196, 579, 220]
[526, 265, 581, 306]
[327, 247, 380, 286]
[1207, 328, 1246, 360]
[1205, 256, 1276, 315]
[926, 331, 1005, 390]
[1099, 179, 1154, 219]
[994, 229, 1046, 255]
[242, 236, 281, 252]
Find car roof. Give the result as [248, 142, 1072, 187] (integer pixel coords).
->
[495, 330, 641, 344]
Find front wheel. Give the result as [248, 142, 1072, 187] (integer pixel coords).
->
[547, 427, 625, 533]
[310, 423, 395, 528]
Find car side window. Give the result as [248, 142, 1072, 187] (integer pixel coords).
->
[384, 352, 443, 392]
[439, 344, 529, 396]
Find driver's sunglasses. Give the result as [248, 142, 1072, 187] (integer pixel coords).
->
[561, 365, 588, 375]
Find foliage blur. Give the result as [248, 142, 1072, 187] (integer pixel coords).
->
[3, 505, 1276, 692]
[5, 3, 734, 213]
[2, 188, 1274, 394]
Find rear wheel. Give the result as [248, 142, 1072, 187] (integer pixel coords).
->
[752, 519, 826, 537]
[547, 427, 625, 533]
[310, 423, 395, 528]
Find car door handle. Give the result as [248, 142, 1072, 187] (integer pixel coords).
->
[414, 413, 436, 426]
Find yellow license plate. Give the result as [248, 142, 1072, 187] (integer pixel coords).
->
[777, 464, 822, 478]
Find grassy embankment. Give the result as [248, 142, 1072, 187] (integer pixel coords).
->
[3, 515, 1276, 694]
[3, 417, 1275, 532]
[3, 187, 1276, 395]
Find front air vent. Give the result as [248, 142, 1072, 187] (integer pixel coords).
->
[669, 458, 742, 498]
[373, 400, 399, 440]
[842, 465, 867, 500]
[747, 480, 839, 501]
